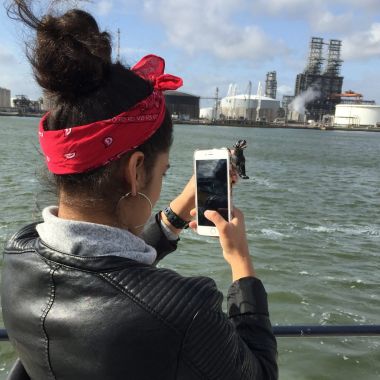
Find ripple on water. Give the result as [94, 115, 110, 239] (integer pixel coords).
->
[260, 228, 290, 240]
[304, 224, 380, 237]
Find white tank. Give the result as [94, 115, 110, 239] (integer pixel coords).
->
[220, 94, 280, 122]
[334, 104, 380, 127]
[200, 107, 214, 120]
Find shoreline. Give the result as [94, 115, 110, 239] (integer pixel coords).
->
[0, 113, 44, 118]
[1, 115, 379, 132]
[174, 120, 380, 133]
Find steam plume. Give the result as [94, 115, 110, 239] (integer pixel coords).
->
[289, 87, 320, 115]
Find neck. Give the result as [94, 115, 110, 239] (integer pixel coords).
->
[57, 200, 121, 228]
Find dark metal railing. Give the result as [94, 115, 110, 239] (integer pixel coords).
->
[272, 324, 380, 337]
[0, 325, 379, 341]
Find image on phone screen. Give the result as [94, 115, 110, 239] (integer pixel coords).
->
[196, 159, 229, 227]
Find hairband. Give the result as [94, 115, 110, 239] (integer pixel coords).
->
[38, 54, 183, 174]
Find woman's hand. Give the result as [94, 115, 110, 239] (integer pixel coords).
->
[189, 207, 256, 281]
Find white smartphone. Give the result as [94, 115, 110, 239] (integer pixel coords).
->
[194, 148, 232, 236]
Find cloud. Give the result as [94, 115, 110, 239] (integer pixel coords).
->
[310, 10, 354, 34]
[342, 23, 380, 60]
[254, 0, 379, 15]
[253, 0, 315, 16]
[0, 66, 40, 99]
[277, 84, 293, 97]
[0, 45, 40, 98]
[252, 0, 378, 33]
[96, 0, 113, 16]
[343, 0, 380, 11]
[142, 0, 288, 62]
[0, 51, 17, 66]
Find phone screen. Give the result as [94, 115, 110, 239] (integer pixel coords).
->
[196, 158, 229, 226]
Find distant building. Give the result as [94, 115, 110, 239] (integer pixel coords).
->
[219, 94, 280, 122]
[0, 87, 11, 108]
[294, 37, 344, 121]
[164, 91, 200, 120]
[265, 71, 277, 99]
[282, 95, 295, 111]
[200, 107, 214, 120]
[13, 95, 42, 114]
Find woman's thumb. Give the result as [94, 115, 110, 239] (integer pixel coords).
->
[204, 210, 225, 227]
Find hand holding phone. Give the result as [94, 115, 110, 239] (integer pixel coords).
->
[194, 148, 232, 236]
[189, 206, 256, 281]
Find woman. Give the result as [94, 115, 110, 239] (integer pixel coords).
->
[2, 1, 277, 379]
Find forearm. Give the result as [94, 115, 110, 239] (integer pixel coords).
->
[230, 256, 256, 282]
[227, 277, 278, 379]
[161, 176, 195, 235]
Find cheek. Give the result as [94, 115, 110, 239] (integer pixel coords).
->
[149, 175, 163, 206]
[156, 176, 164, 200]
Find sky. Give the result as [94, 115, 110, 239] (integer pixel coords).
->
[1, 0, 380, 107]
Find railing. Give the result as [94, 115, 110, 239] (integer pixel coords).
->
[0, 325, 379, 340]
[272, 324, 380, 337]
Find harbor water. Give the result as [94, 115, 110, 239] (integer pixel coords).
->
[0, 117, 379, 379]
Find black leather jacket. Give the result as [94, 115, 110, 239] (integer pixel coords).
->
[2, 217, 277, 380]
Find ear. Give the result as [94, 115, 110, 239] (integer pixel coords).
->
[123, 151, 145, 195]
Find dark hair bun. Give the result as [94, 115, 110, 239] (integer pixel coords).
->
[33, 10, 112, 99]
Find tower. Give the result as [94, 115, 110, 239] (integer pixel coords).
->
[256, 82, 262, 122]
[294, 37, 344, 121]
[306, 37, 324, 75]
[324, 39, 342, 77]
[265, 71, 277, 99]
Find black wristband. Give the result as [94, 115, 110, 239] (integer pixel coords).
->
[163, 206, 189, 229]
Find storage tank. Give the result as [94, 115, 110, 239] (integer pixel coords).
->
[334, 104, 380, 128]
[200, 107, 214, 120]
[219, 94, 280, 122]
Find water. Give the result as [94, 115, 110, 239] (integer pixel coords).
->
[0, 117, 379, 379]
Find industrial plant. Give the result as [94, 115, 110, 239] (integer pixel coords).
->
[293, 38, 344, 121]
[198, 36, 379, 129]
[0, 87, 43, 116]
[285, 37, 379, 128]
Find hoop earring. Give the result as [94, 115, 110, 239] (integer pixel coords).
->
[119, 192, 153, 211]
[118, 192, 153, 230]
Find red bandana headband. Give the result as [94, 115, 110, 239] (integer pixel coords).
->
[39, 54, 183, 174]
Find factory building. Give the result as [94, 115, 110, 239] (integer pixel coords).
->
[219, 94, 280, 122]
[295, 38, 343, 121]
[334, 104, 380, 128]
[0, 87, 11, 108]
[164, 90, 200, 120]
[200, 107, 214, 120]
[265, 71, 277, 99]
[12, 95, 42, 113]
[282, 95, 295, 112]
